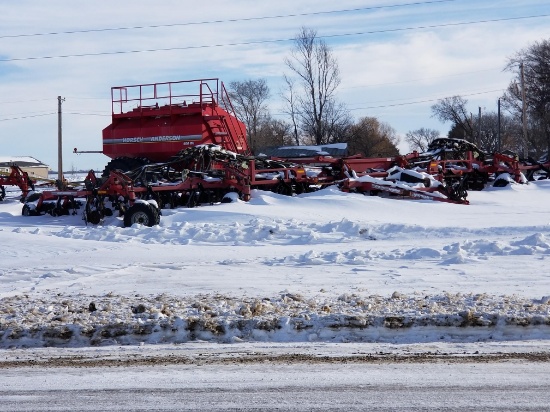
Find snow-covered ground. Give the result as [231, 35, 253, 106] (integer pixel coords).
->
[1, 179, 549, 351]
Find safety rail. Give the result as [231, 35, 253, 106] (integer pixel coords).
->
[219, 82, 247, 151]
[111, 78, 220, 116]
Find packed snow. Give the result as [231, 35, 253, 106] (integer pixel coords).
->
[1, 178, 550, 350]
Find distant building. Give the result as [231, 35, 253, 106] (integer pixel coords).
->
[0, 156, 49, 180]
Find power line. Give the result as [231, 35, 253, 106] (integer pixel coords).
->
[0, 0, 459, 39]
[343, 67, 502, 89]
[0, 66, 507, 109]
[0, 88, 508, 124]
[1, 98, 55, 105]
[0, 111, 112, 122]
[1, 109, 59, 117]
[348, 89, 505, 111]
[1, 89, 501, 122]
[63, 96, 106, 101]
[1, 13, 547, 63]
[0, 112, 56, 122]
[66, 112, 110, 117]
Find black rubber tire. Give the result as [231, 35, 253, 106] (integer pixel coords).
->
[153, 208, 161, 225]
[493, 178, 510, 187]
[123, 203, 156, 227]
[87, 210, 102, 225]
[22, 204, 34, 216]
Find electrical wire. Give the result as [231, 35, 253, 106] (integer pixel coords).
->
[0, 98, 54, 104]
[0, 112, 56, 122]
[0, 0, 459, 39]
[65, 112, 111, 117]
[1, 14, 548, 62]
[343, 68, 503, 89]
[0, 86, 515, 121]
[348, 89, 505, 111]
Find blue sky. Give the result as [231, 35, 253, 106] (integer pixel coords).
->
[1, 0, 549, 170]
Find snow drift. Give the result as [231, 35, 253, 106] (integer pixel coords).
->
[1, 180, 550, 348]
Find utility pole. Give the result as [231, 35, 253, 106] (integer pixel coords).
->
[477, 106, 482, 148]
[497, 98, 501, 152]
[57, 96, 66, 188]
[469, 112, 473, 141]
[520, 62, 528, 159]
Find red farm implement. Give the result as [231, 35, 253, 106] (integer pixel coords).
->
[0, 165, 36, 201]
[100, 78, 248, 175]
[23, 78, 550, 226]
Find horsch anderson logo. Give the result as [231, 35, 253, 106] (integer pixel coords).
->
[105, 135, 202, 144]
[121, 135, 194, 143]
[121, 137, 144, 143]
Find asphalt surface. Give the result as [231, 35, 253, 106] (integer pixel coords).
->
[1, 350, 549, 411]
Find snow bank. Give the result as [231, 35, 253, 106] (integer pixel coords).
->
[1, 180, 550, 349]
[1, 292, 549, 348]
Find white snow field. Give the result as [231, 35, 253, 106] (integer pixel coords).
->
[0, 179, 550, 350]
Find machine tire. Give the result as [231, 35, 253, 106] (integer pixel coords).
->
[153, 205, 161, 225]
[22, 204, 35, 216]
[493, 177, 510, 187]
[123, 203, 157, 227]
[87, 210, 102, 225]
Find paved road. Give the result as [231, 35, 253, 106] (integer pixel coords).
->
[1, 360, 549, 411]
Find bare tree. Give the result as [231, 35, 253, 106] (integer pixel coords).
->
[346, 117, 400, 157]
[284, 27, 347, 145]
[504, 39, 550, 158]
[434, 101, 523, 155]
[254, 117, 294, 151]
[228, 79, 270, 153]
[281, 75, 301, 145]
[471, 111, 528, 154]
[405, 128, 440, 152]
[299, 99, 353, 145]
[431, 96, 474, 141]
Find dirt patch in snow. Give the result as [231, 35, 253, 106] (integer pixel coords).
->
[1, 350, 549, 369]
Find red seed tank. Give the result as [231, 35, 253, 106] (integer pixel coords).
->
[102, 78, 248, 173]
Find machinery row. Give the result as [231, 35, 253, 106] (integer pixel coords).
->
[4, 78, 549, 227]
